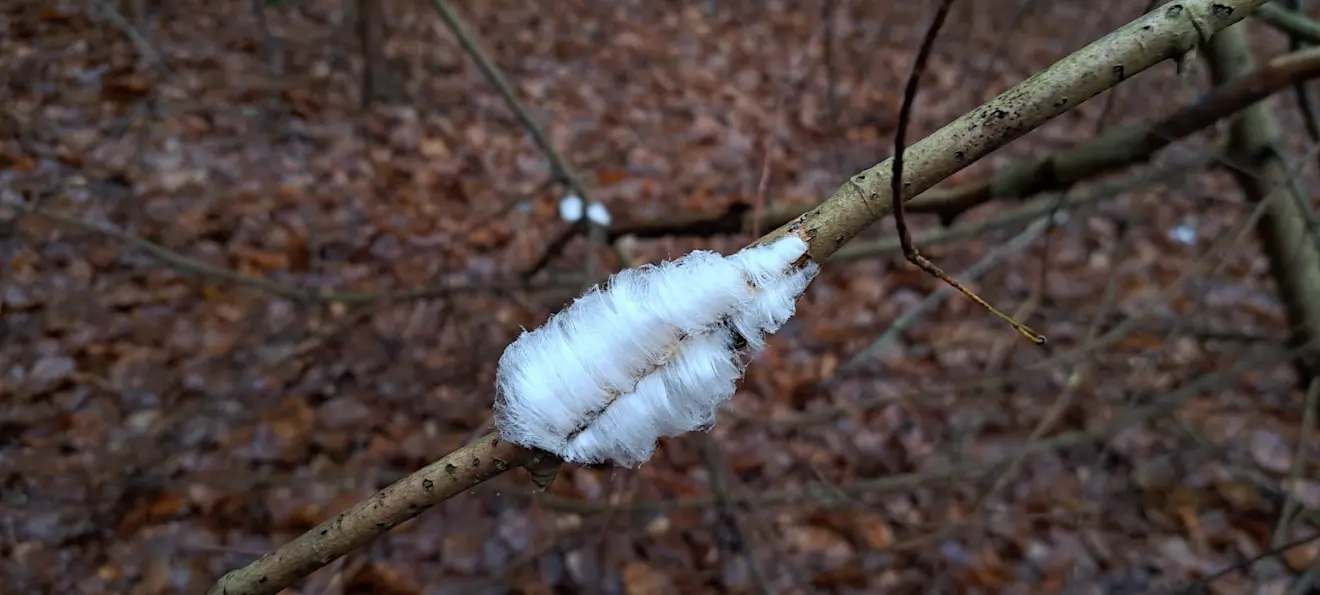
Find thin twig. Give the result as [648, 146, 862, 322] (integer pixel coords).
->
[889, 0, 1045, 345]
[1174, 532, 1320, 594]
[1272, 378, 1319, 545]
[2, 199, 574, 304]
[429, 0, 620, 275]
[91, 0, 171, 73]
[837, 215, 1053, 378]
[696, 434, 776, 595]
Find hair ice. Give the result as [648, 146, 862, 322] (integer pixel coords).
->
[493, 235, 818, 467]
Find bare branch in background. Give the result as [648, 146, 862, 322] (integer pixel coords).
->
[429, 0, 622, 278]
[0, 199, 581, 304]
[1204, 21, 1320, 380]
[615, 36, 1320, 244]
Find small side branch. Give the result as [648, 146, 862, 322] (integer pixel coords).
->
[887, 0, 1046, 345]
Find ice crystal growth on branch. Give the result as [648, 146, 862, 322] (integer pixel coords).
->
[494, 235, 818, 467]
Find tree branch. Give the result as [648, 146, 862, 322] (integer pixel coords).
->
[208, 1, 1268, 592]
[613, 38, 1320, 243]
[1204, 20, 1320, 380]
[207, 435, 554, 595]
[1255, 2, 1320, 45]
[0, 199, 575, 304]
[429, 0, 620, 276]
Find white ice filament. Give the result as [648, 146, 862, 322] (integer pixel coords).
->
[493, 235, 818, 467]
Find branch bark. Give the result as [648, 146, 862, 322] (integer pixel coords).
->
[208, 1, 1268, 593]
[615, 36, 1320, 243]
[207, 435, 554, 595]
[1255, 3, 1320, 45]
[1203, 21, 1320, 380]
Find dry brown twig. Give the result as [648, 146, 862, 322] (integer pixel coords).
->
[208, 2, 1269, 593]
[886, 0, 1046, 346]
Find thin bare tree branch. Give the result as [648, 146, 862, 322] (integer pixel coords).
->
[428, 0, 621, 277]
[614, 40, 1320, 242]
[1256, 2, 1320, 45]
[207, 435, 556, 595]
[0, 199, 578, 304]
[208, 2, 1269, 593]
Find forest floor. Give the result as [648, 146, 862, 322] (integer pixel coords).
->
[3, 1, 1320, 593]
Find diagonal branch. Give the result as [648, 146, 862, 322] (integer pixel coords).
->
[207, 1, 1268, 593]
[207, 435, 558, 595]
[613, 29, 1320, 243]
[429, 0, 620, 277]
[1255, 2, 1320, 45]
[0, 199, 575, 304]
[430, 0, 588, 201]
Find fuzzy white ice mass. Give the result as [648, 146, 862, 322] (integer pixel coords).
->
[493, 235, 818, 467]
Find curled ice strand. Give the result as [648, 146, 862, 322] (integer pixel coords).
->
[493, 235, 818, 467]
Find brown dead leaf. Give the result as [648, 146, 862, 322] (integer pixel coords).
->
[622, 561, 678, 595]
[100, 72, 153, 103]
[147, 492, 186, 521]
[1214, 481, 1263, 512]
[1282, 537, 1320, 573]
[855, 513, 894, 550]
[784, 524, 855, 567]
[347, 562, 422, 595]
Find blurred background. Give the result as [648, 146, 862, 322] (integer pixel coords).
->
[3, 0, 1320, 593]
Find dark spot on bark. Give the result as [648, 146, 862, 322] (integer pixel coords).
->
[955, 150, 965, 162]
[1211, 4, 1231, 18]
[1165, 4, 1183, 18]
[321, 529, 328, 535]
[1142, 25, 1152, 31]
[260, 577, 268, 584]
[1054, 97, 1068, 107]
[991, 108, 1008, 119]
[376, 522, 386, 530]
[494, 458, 509, 471]
[491, 438, 499, 447]
[855, 174, 865, 180]
[424, 478, 437, 492]
[472, 457, 481, 468]
[834, 234, 844, 246]
[1113, 65, 1125, 82]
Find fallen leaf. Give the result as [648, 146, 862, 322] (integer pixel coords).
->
[622, 562, 677, 595]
